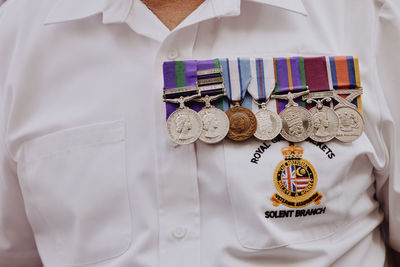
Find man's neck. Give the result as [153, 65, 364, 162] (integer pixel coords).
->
[142, 0, 206, 30]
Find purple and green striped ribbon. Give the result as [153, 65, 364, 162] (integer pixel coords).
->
[163, 60, 198, 119]
[274, 57, 307, 113]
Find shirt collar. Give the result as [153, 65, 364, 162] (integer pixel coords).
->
[211, 0, 307, 17]
[44, 0, 133, 25]
[44, 0, 307, 25]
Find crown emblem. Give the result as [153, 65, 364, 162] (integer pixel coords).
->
[281, 145, 303, 160]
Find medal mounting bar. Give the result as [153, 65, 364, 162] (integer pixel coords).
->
[197, 67, 226, 96]
[163, 85, 198, 97]
[197, 67, 223, 76]
[302, 88, 363, 109]
[197, 77, 224, 86]
[198, 83, 225, 92]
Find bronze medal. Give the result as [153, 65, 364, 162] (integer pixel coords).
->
[225, 106, 257, 141]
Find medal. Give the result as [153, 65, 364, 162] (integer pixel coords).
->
[248, 58, 282, 141]
[305, 98, 339, 142]
[198, 105, 229, 144]
[276, 98, 313, 143]
[163, 60, 202, 144]
[272, 57, 312, 143]
[166, 97, 203, 145]
[195, 60, 229, 144]
[225, 105, 257, 141]
[327, 56, 364, 142]
[220, 58, 257, 141]
[253, 106, 282, 141]
[334, 106, 364, 142]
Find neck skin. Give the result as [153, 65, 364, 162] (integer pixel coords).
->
[142, 0, 206, 30]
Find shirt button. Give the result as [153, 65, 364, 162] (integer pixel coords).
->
[172, 227, 187, 239]
[167, 49, 179, 60]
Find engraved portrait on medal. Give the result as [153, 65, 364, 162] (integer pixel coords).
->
[198, 107, 229, 144]
[309, 106, 339, 143]
[167, 108, 203, 145]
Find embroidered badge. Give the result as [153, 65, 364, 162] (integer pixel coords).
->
[271, 145, 322, 208]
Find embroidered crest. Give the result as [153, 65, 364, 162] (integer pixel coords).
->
[271, 145, 322, 208]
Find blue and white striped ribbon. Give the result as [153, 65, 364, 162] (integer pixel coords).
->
[219, 58, 252, 110]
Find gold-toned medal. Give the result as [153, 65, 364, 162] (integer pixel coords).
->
[226, 104, 257, 141]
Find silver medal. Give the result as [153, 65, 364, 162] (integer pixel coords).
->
[164, 95, 203, 145]
[254, 106, 282, 141]
[335, 106, 364, 142]
[279, 106, 313, 142]
[271, 90, 312, 143]
[198, 107, 229, 144]
[309, 106, 339, 142]
[167, 107, 202, 145]
[194, 94, 229, 144]
[304, 96, 339, 143]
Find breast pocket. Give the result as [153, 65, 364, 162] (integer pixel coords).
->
[18, 120, 132, 265]
[223, 139, 348, 250]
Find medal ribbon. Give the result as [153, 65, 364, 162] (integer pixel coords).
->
[304, 56, 332, 109]
[219, 58, 252, 110]
[163, 60, 198, 119]
[274, 57, 307, 94]
[328, 56, 362, 113]
[274, 57, 307, 113]
[304, 56, 331, 92]
[248, 58, 275, 101]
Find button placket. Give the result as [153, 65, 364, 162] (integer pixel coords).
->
[156, 25, 201, 267]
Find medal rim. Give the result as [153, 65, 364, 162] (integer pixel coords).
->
[225, 106, 257, 142]
[166, 107, 202, 145]
[198, 106, 229, 144]
[254, 109, 282, 141]
[279, 106, 313, 143]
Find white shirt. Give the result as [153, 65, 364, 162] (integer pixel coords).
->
[0, 0, 399, 266]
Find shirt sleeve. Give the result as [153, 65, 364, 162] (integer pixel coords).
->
[374, 0, 400, 253]
[0, 4, 42, 266]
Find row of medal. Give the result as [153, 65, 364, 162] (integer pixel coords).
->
[163, 58, 364, 145]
